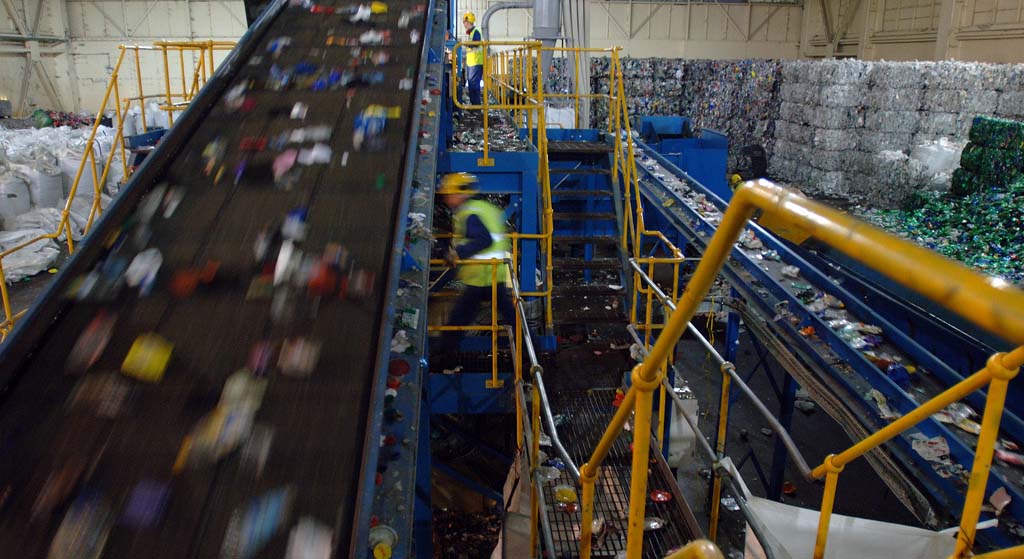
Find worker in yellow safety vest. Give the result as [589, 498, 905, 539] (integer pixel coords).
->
[462, 12, 484, 106]
[435, 172, 516, 367]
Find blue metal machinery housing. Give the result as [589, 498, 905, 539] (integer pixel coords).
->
[639, 116, 729, 200]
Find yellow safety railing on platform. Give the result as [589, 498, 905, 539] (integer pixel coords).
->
[581, 177, 1024, 559]
[427, 258, 521, 390]
[447, 41, 725, 557]
[0, 40, 234, 343]
[450, 40, 557, 328]
[449, 42, 635, 331]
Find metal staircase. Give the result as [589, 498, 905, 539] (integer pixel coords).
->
[548, 136, 629, 330]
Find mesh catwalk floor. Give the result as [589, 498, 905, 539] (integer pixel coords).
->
[541, 389, 701, 558]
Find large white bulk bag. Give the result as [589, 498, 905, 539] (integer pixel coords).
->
[11, 163, 63, 208]
[60, 148, 105, 203]
[0, 173, 32, 222]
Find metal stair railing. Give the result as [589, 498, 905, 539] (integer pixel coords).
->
[577, 178, 1024, 559]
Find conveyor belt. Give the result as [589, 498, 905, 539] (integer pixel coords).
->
[0, 0, 427, 556]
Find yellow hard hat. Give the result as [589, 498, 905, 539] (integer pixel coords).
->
[463, 12, 476, 24]
[437, 172, 478, 195]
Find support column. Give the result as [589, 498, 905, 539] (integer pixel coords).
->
[934, 0, 959, 60]
[768, 371, 796, 500]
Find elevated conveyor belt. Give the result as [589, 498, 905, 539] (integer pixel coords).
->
[0, 0, 429, 555]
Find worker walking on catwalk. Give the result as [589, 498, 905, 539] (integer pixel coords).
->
[462, 12, 484, 106]
[436, 173, 517, 367]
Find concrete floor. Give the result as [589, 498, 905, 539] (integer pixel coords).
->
[7, 268, 59, 312]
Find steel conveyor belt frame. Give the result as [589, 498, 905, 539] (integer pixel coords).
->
[0, 0, 432, 554]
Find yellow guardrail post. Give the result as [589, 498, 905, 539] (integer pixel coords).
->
[0, 258, 12, 330]
[953, 347, 1023, 557]
[812, 455, 844, 558]
[626, 362, 659, 558]
[579, 388, 638, 558]
[161, 45, 174, 127]
[178, 48, 187, 101]
[487, 261, 502, 388]
[708, 363, 732, 541]
[132, 47, 147, 131]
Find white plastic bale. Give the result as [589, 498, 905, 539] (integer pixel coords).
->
[780, 60, 803, 81]
[779, 102, 805, 123]
[60, 151, 105, 203]
[0, 229, 60, 282]
[805, 63, 824, 84]
[818, 171, 849, 196]
[996, 91, 1024, 117]
[0, 173, 32, 223]
[865, 110, 919, 133]
[965, 90, 999, 114]
[917, 112, 959, 136]
[921, 89, 966, 113]
[866, 88, 922, 111]
[813, 129, 858, 151]
[842, 151, 875, 175]
[859, 130, 914, 153]
[820, 60, 870, 85]
[809, 150, 846, 172]
[10, 164, 63, 208]
[812, 107, 865, 130]
[868, 62, 928, 89]
[819, 84, 868, 108]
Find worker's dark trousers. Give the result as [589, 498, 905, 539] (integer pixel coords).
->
[437, 284, 517, 362]
[466, 65, 483, 106]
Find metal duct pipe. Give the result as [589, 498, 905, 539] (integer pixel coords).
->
[533, 0, 561, 87]
[533, 0, 561, 42]
[480, 1, 533, 41]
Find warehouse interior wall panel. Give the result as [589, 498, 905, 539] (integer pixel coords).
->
[6, 0, 1024, 116]
[1, 0, 245, 116]
[801, 0, 1024, 60]
[462, 0, 802, 59]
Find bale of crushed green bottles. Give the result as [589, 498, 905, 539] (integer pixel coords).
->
[861, 178, 1024, 283]
[952, 116, 1024, 195]
[968, 115, 1024, 149]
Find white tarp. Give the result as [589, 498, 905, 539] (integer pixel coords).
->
[0, 229, 59, 283]
[743, 496, 956, 559]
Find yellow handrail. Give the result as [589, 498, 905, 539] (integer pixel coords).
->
[0, 40, 234, 341]
[450, 40, 557, 325]
[662, 540, 726, 559]
[581, 178, 1024, 559]
[427, 258, 525, 391]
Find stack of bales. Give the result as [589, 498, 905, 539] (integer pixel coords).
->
[771, 60, 868, 198]
[770, 60, 1024, 206]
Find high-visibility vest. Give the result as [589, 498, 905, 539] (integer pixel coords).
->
[454, 199, 510, 287]
[465, 27, 483, 67]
